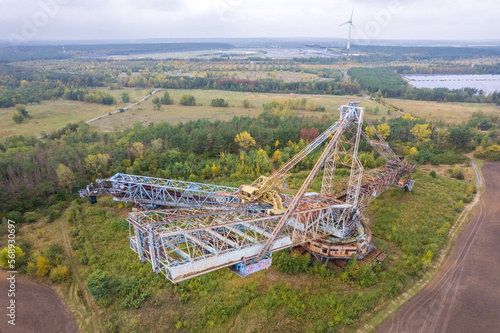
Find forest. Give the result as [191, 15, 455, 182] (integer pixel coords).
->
[1, 104, 499, 218]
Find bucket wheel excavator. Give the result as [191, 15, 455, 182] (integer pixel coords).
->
[80, 102, 415, 282]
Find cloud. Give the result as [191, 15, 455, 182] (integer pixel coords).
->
[0, 0, 498, 41]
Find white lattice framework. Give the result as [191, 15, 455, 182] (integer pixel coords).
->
[321, 103, 364, 211]
[80, 173, 244, 208]
[128, 200, 354, 282]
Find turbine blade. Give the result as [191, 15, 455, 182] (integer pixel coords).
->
[351, 23, 357, 31]
[350, 9, 354, 21]
[340, 21, 350, 26]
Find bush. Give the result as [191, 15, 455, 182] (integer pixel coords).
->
[86, 270, 110, 302]
[24, 212, 37, 223]
[46, 209, 61, 223]
[160, 91, 173, 105]
[180, 95, 196, 106]
[8, 211, 23, 223]
[121, 92, 130, 103]
[429, 170, 437, 178]
[454, 200, 464, 212]
[273, 250, 311, 274]
[430, 156, 440, 166]
[0, 246, 25, 269]
[114, 277, 151, 309]
[438, 151, 468, 164]
[450, 166, 464, 180]
[35, 256, 52, 276]
[79, 255, 89, 265]
[211, 98, 229, 107]
[50, 265, 71, 283]
[12, 112, 24, 123]
[43, 243, 64, 265]
[243, 99, 251, 108]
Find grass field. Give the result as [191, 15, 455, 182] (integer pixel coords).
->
[91, 90, 500, 132]
[2, 88, 498, 141]
[90, 89, 389, 132]
[0, 88, 152, 140]
[385, 98, 500, 124]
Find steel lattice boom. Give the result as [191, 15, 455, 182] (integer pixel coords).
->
[79, 173, 245, 209]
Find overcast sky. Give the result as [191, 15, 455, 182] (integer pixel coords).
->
[1, 0, 499, 42]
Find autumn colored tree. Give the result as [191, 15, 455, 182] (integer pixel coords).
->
[129, 142, 145, 160]
[403, 113, 415, 120]
[411, 124, 432, 143]
[85, 153, 110, 179]
[376, 123, 391, 139]
[235, 131, 255, 151]
[56, 163, 76, 193]
[180, 94, 196, 106]
[300, 127, 319, 142]
[0, 246, 25, 269]
[273, 149, 282, 163]
[474, 146, 485, 158]
[35, 256, 52, 276]
[364, 126, 376, 139]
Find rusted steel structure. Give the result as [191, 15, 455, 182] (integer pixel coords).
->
[81, 102, 415, 283]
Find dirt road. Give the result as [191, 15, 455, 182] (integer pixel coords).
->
[0, 270, 78, 333]
[377, 162, 500, 333]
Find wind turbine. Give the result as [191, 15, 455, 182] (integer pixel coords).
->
[340, 9, 356, 51]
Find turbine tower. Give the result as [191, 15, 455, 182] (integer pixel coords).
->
[340, 9, 356, 50]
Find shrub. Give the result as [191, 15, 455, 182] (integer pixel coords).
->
[160, 91, 173, 105]
[43, 243, 64, 265]
[24, 212, 37, 223]
[50, 265, 71, 283]
[273, 250, 310, 274]
[114, 277, 151, 308]
[121, 92, 130, 103]
[450, 166, 464, 180]
[243, 99, 251, 108]
[429, 170, 437, 178]
[86, 270, 110, 302]
[438, 151, 468, 164]
[79, 255, 89, 265]
[12, 112, 24, 123]
[0, 246, 25, 269]
[46, 209, 61, 222]
[454, 200, 464, 212]
[8, 211, 23, 223]
[211, 98, 229, 107]
[180, 95, 196, 106]
[430, 156, 440, 166]
[35, 256, 52, 276]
